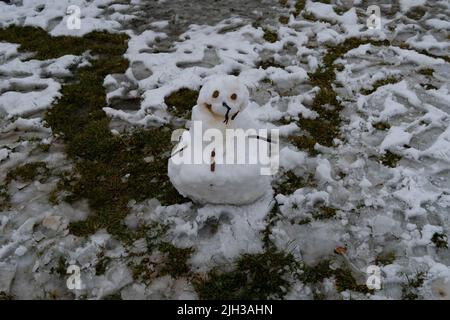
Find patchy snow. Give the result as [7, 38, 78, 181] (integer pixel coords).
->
[0, 0, 125, 36]
[380, 126, 412, 151]
[399, 0, 426, 12]
[0, 0, 449, 300]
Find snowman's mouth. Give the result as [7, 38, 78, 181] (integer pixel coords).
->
[222, 102, 231, 124]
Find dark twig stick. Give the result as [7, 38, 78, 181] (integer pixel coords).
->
[210, 149, 216, 172]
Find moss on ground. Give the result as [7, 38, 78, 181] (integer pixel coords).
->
[418, 68, 434, 76]
[421, 83, 437, 90]
[402, 271, 426, 300]
[103, 292, 122, 300]
[279, 16, 289, 24]
[130, 257, 156, 284]
[0, 184, 11, 210]
[312, 206, 337, 220]
[334, 267, 372, 293]
[375, 251, 396, 266]
[272, 170, 309, 195]
[129, 242, 193, 283]
[261, 201, 282, 249]
[257, 57, 284, 70]
[128, 222, 194, 282]
[293, 206, 337, 226]
[380, 150, 402, 167]
[299, 260, 372, 294]
[431, 232, 448, 249]
[360, 76, 400, 95]
[6, 162, 49, 183]
[302, 12, 318, 21]
[0, 292, 14, 300]
[0, 26, 187, 241]
[193, 248, 298, 299]
[290, 38, 390, 155]
[405, 6, 426, 20]
[165, 88, 199, 119]
[158, 242, 194, 278]
[293, 0, 306, 17]
[373, 121, 390, 130]
[51, 256, 68, 276]
[95, 253, 112, 276]
[263, 29, 278, 43]
[298, 260, 334, 283]
[38, 143, 51, 153]
[288, 134, 318, 155]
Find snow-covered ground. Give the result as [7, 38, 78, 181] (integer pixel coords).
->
[0, 0, 449, 300]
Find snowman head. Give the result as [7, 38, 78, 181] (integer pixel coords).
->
[197, 75, 249, 124]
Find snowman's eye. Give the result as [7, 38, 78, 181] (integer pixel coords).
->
[230, 93, 237, 100]
[212, 90, 219, 98]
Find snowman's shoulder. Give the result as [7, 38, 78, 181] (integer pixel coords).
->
[191, 105, 205, 121]
[234, 110, 259, 130]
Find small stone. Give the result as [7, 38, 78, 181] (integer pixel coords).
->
[33, 231, 45, 242]
[42, 215, 62, 231]
[130, 238, 147, 254]
[0, 148, 9, 161]
[16, 181, 30, 190]
[144, 156, 154, 163]
[14, 245, 27, 256]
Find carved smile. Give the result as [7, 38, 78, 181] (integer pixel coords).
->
[222, 102, 231, 124]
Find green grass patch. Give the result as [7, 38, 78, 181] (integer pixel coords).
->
[405, 6, 426, 20]
[95, 253, 112, 276]
[0, 184, 11, 210]
[431, 232, 448, 249]
[158, 242, 194, 278]
[272, 170, 310, 195]
[193, 248, 298, 300]
[402, 271, 426, 300]
[128, 223, 193, 282]
[298, 260, 334, 284]
[0, 292, 14, 300]
[0, 26, 187, 241]
[293, 0, 306, 17]
[418, 68, 434, 76]
[299, 260, 372, 294]
[6, 161, 49, 183]
[302, 12, 318, 21]
[420, 83, 437, 90]
[373, 122, 391, 130]
[130, 242, 193, 282]
[279, 16, 290, 24]
[263, 29, 278, 43]
[289, 38, 390, 155]
[312, 206, 337, 220]
[103, 292, 122, 300]
[165, 88, 199, 119]
[360, 77, 400, 95]
[257, 57, 284, 70]
[375, 251, 396, 266]
[288, 134, 318, 155]
[380, 150, 402, 167]
[261, 201, 282, 249]
[51, 256, 68, 276]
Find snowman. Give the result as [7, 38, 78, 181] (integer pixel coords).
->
[168, 75, 276, 205]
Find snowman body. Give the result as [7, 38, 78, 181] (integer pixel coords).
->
[168, 76, 272, 205]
